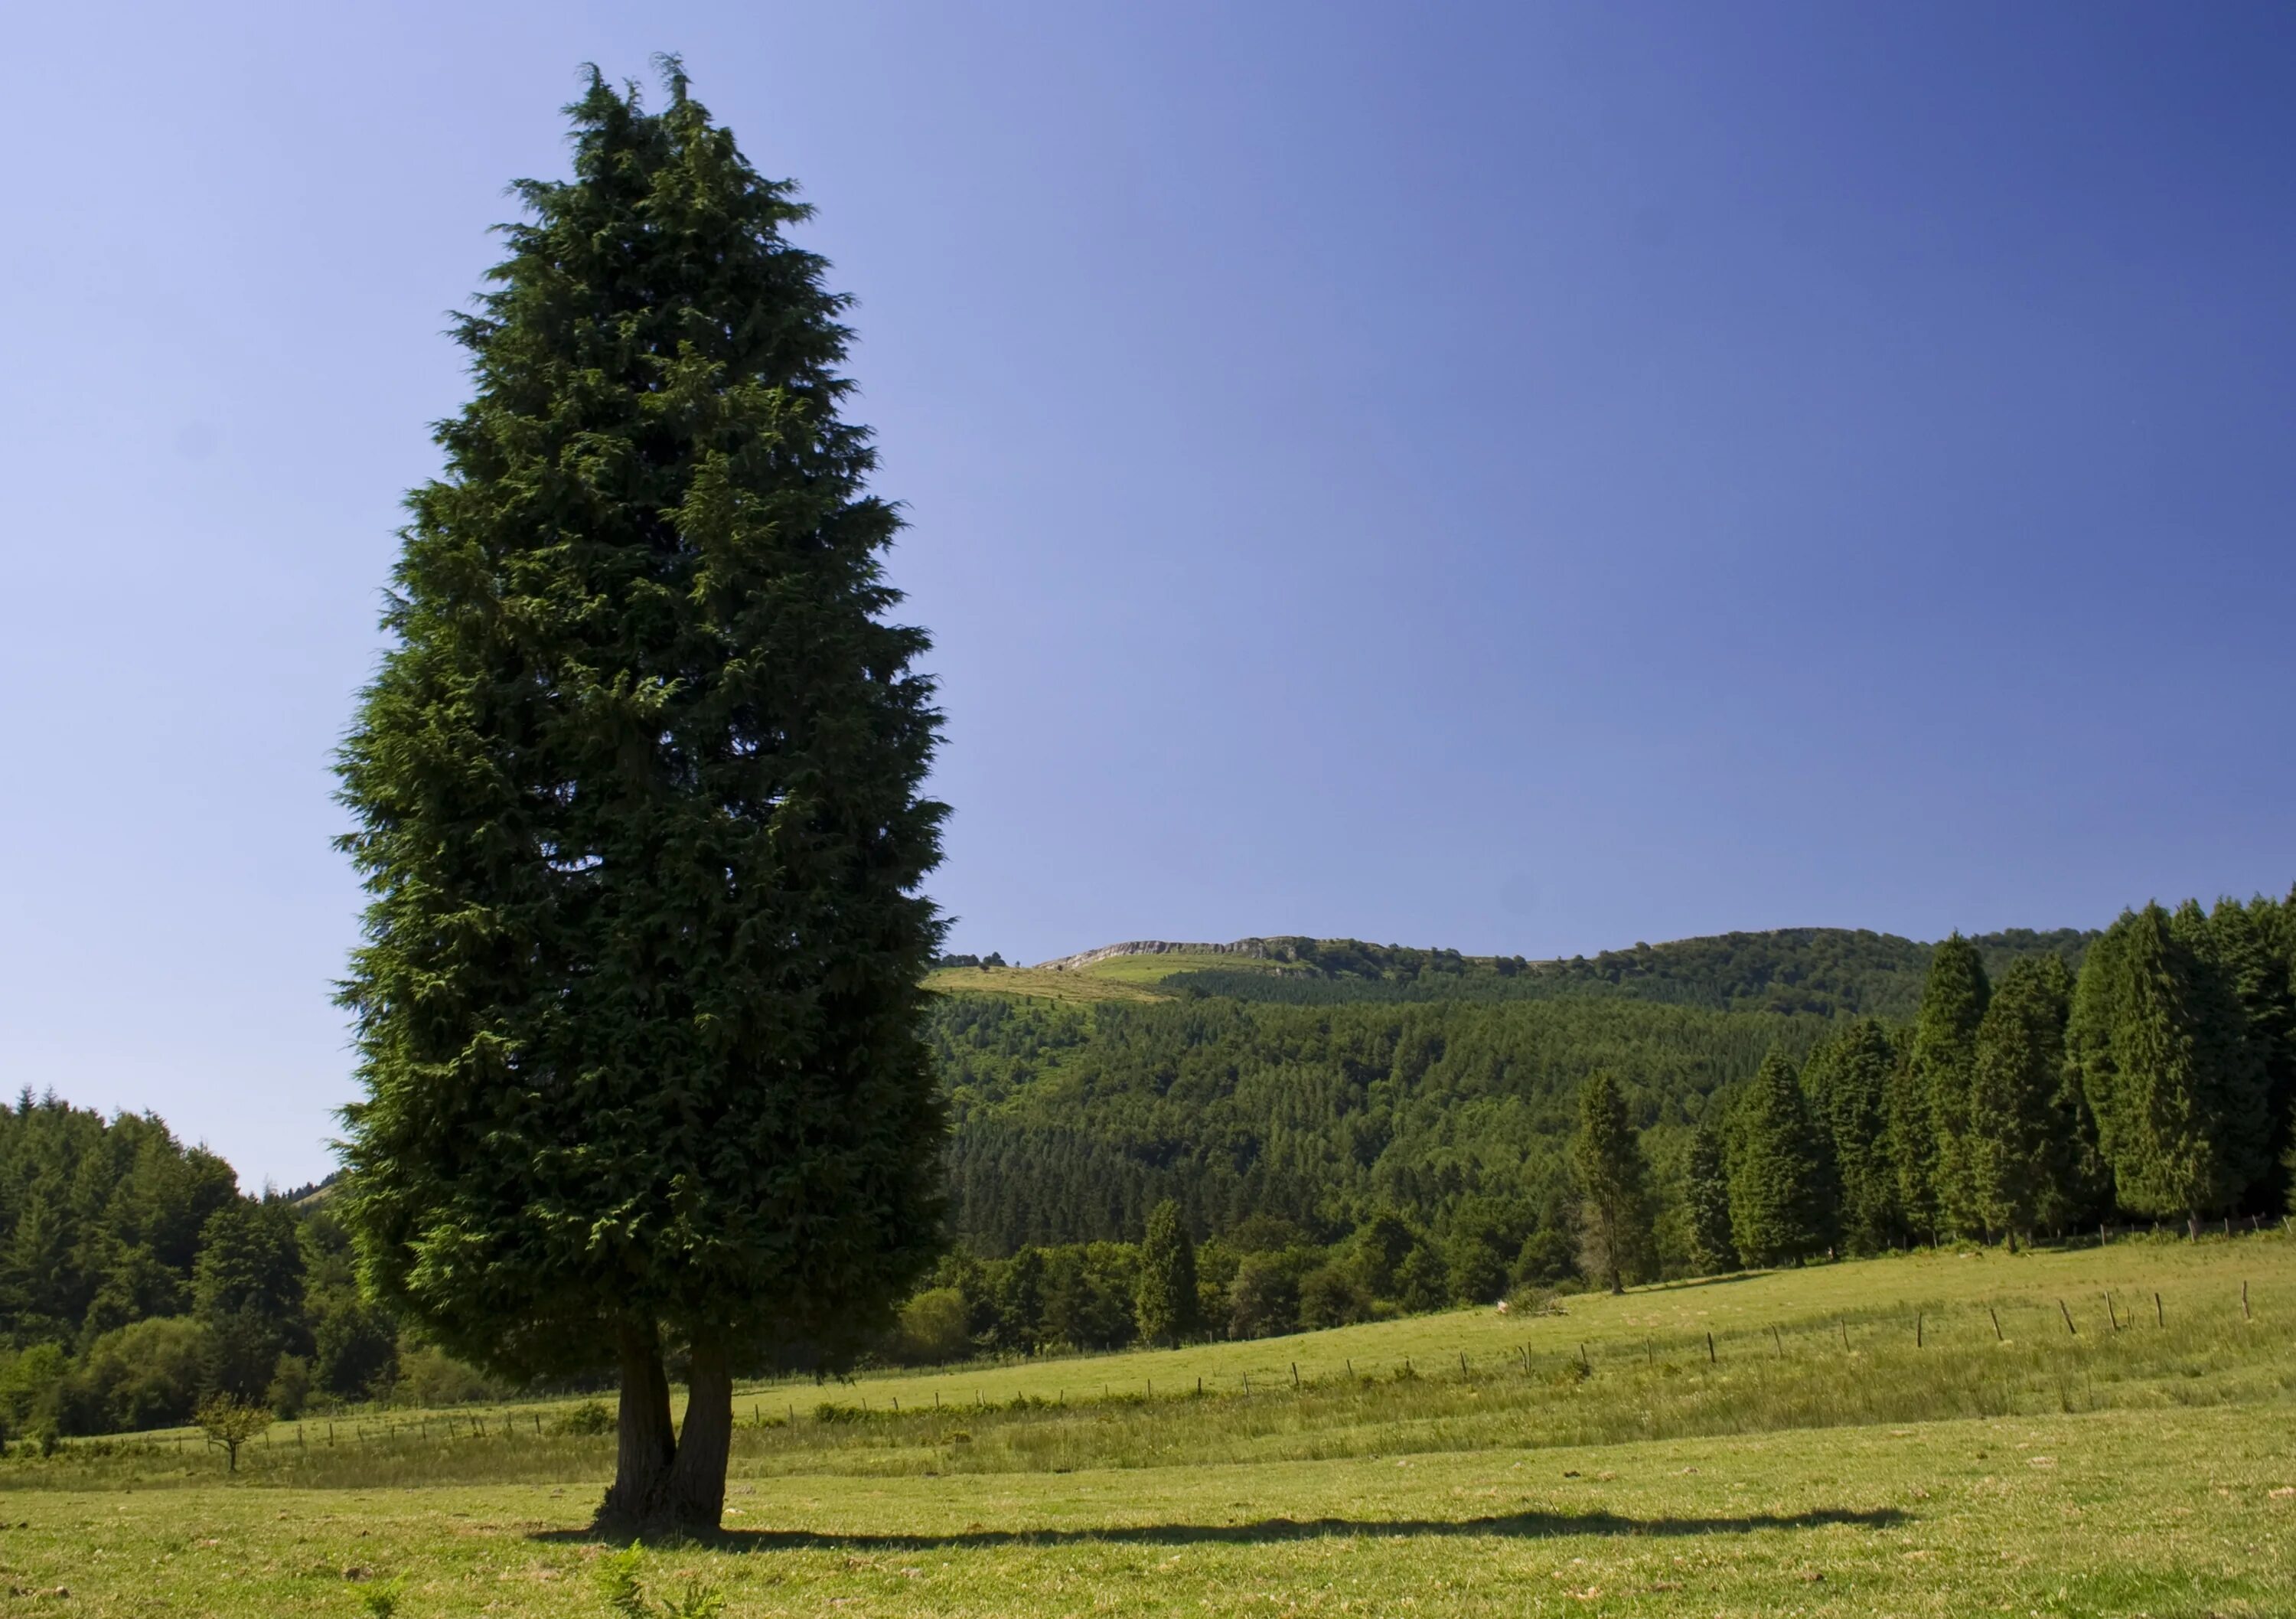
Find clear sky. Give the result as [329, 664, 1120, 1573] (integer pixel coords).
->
[2, 2, 2291, 1188]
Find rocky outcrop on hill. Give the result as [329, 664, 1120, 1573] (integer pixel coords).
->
[1032, 938, 1283, 972]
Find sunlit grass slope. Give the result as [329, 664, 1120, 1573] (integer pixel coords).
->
[7, 1403, 2290, 1616]
[922, 965, 1165, 1003]
[5, 1238, 2290, 1615]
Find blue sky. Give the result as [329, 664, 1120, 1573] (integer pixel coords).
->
[2, 2, 2291, 1186]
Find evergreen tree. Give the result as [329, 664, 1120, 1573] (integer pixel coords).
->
[2070, 905, 2270, 1235]
[191, 1203, 308, 1399]
[2201, 893, 2296, 1209]
[1728, 1050, 1834, 1266]
[1965, 955, 2073, 1246]
[1800, 1017, 1903, 1254]
[1568, 1072, 1652, 1294]
[1912, 935, 1991, 1240]
[335, 66, 947, 1534]
[1133, 1200, 1199, 1346]
[1684, 1118, 1737, 1274]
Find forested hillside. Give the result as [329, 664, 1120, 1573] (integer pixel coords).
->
[4, 899, 2285, 1426]
[931, 994, 1818, 1253]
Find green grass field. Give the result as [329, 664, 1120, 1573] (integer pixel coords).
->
[921, 965, 1167, 1003]
[7, 1235, 2291, 1614]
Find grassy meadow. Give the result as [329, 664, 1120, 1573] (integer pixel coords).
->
[3, 1233, 2290, 1614]
[921, 948, 1310, 1001]
[8, 1231, 2287, 1608]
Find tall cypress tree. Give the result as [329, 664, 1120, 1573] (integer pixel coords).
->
[1569, 1071, 1652, 1294]
[1684, 1117, 1738, 1275]
[2202, 893, 2296, 1209]
[1801, 1017, 1903, 1254]
[1728, 1050, 1835, 1267]
[1133, 1200, 1199, 1346]
[335, 66, 948, 1534]
[2070, 904, 2269, 1235]
[1913, 935, 1991, 1241]
[1882, 1033, 1937, 1245]
[1965, 955, 2073, 1247]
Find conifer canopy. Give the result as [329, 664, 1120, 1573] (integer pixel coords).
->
[1728, 1049, 1835, 1266]
[1568, 1071, 1652, 1294]
[334, 64, 947, 1534]
[1911, 934, 1991, 1240]
[2070, 904, 2270, 1232]
[1133, 1200, 1200, 1346]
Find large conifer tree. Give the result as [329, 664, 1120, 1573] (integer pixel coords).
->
[1965, 955, 2074, 1246]
[2200, 893, 2295, 1208]
[1912, 935, 1991, 1241]
[1568, 1071, 1652, 1294]
[1684, 1118, 1737, 1274]
[1728, 1050, 1835, 1266]
[1800, 1017, 1903, 1254]
[2069, 905, 2269, 1235]
[1133, 1200, 1199, 1346]
[335, 66, 947, 1534]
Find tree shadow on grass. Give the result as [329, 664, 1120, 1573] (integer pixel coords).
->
[536, 1505, 1908, 1552]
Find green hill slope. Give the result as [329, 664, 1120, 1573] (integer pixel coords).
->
[1050, 926, 2094, 1020]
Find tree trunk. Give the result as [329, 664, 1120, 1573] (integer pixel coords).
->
[667, 1337, 734, 1533]
[597, 1321, 675, 1533]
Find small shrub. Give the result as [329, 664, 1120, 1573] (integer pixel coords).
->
[598, 1547, 725, 1618]
[267, 1353, 313, 1419]
[1505, 1281, 1566, 1317]
[550, 1399, 615, 1437]
[892, 1288, 971, 1365]
[193, 1394, 271, 1472]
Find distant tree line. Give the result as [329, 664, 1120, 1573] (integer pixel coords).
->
[1160, 927, 2094, 1019]
[1690, 895, 2294, 1266]
[0, 1096, 441, 1442]
[7, 894, 2286, 1420]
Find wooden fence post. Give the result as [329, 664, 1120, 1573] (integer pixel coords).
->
[2154, 1293, 2163, 1327]
[1705, 1332, 1715, 1364]
[1989, 1306, 2002, 1340]
[2058, 1300, 2077, 1337]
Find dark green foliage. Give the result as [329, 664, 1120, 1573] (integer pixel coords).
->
[1728, 1050, 1835, 1266]
[1160, 927, 2090, 1018]
[2197, 893, 2296, 1206]
[1912, 935, 1991, 1240]
[1226, 1255, 1303, 1339]
[2071, 905, 2273, 1228]
[1039, 1244, 1138, 1352]
[935, 993, 1819, 1254]
[1965, 957, 2075, 1243]
[192, 1200, 310, 1399]
[1800, 1018, 1903, 1253]
[1443, 1196, 1535, 1305]
[1296, 1264, 1372, 1329]
[1569, 1072, 1652, 1294]
[1133, 1200, 1200, 1346]
[0, 1094, 238, 1346]
[333, 67, 947, 1530]
[1683, 1120, 1737, 1274]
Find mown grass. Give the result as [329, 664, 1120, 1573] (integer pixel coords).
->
[1, 1404, 2288, 1615]
[6, 1236, 2289, 1614]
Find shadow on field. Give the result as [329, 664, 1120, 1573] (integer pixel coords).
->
[536, 1506, 1907, 1552]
